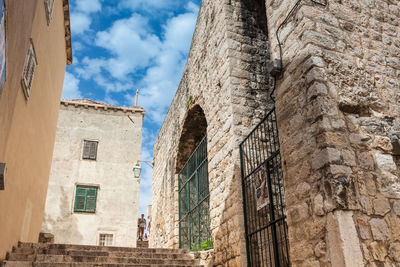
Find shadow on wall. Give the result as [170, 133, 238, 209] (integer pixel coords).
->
[42, 187, 83, 244]
[176, 105, 207, 174]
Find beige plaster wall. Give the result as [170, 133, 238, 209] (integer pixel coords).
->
[0, 0, 69, 259]
[41, 103, 144, 247]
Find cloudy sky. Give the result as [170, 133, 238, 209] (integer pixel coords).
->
[64, 0, 201, 217]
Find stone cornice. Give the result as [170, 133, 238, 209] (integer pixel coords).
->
[63, 0, 72, 65]
[61, 100, 146, 114]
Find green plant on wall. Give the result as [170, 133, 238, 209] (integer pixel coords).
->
[191, 239, 213, 251]
[186, 95, 192, 111]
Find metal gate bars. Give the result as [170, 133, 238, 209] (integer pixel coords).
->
[178, 136, 213, 251]
[239, 108, 290, 267]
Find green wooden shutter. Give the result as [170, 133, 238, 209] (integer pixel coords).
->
[83, 141, 90, 159]
[74, 187, 87, 212]
[85, 187, 97, 213]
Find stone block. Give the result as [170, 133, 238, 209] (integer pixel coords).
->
[329, 165, 353, 175]
[385, 213, 400, 240]
[373, 197, 391, 216]
[373, 136, 393, 153]
[377, 171, 400, 199]
[313, 194, 324, 216]
[307, 82, 328, 101]
[369, 241, 388, 261]
[302, 30, 336, 50]
[311, 147, 341, 170]
[358, 152, 375, 170]
[38, 232, 54, 244]
[375, 153, 397, 173]
[389, 242, 400, 262]
[370, 218, 390, 240]
[314, 241, 326, 258]
[393, 201, 400, 216]
[356, 216, 371, 240]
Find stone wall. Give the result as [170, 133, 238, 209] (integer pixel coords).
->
[42, 100, 144, 247]
[151, 0, 274, 265]
[267, 0, 400, 265]
[153, 0, 400, 265]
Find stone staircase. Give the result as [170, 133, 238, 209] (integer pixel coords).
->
[1, 242, 202, 267]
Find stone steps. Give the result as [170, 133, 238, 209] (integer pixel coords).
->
[10, 250, 192, 260]
[3, 263, 202, 267]
[1, 242, 201, 267]
[16, 243, 188, 254]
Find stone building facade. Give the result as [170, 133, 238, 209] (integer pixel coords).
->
[152, 0, 400, 266]
[0, 0, 72, 259]
[41, 99, 145, 247]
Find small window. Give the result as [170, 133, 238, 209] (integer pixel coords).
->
[99, 234, 113, 246]
[44, 0, 55, 26]
[74, 186, 98, 213]
[82, 140, 98, 160]
[21, 39, 38, 100]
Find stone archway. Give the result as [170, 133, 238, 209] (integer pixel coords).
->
[176, 105, 207, 174]
[176, 104, 212, 251]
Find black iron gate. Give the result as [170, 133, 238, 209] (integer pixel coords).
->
[239, 107, 290, 267]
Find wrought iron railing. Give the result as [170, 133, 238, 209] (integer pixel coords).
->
[240, 108, 290, 267]
[179, 136, 213, 251]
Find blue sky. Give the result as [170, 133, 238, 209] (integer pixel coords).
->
[63, 0, 201, 218]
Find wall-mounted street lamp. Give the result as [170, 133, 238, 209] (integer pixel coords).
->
[132, 160, 153, 178]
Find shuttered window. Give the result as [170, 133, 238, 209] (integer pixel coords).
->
[74, 186, 98, 213]
[44, 0, 55, 26]
[82, 140, 98, 160]
[21, 39, 38, 99]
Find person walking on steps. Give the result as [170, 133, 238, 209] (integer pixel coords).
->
[137, 214, 146, 241]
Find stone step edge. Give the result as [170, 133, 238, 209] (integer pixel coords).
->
[10, 251, 194, 258]
[18, 243, 189, 253]
[2, 262, 204, 267]
[8, 255, 198, 263]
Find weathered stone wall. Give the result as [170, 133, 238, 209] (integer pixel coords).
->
[153, 0, 399, 265]
[266, 0, 400, 265]
[42, 100, 144, 247]
[151, 0, 274, 265]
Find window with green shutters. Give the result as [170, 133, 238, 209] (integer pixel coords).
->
[74, 186, 98, 213]
[82, 140, 98, 160]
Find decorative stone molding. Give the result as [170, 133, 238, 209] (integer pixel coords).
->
[44, 0, 55, 26]
[21, 39, 37, 100]
[63, 0, 72, 65]
[61, 99, 146, 115]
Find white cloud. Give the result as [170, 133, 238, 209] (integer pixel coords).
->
[70, 0, 102, 35]
[95, 14, 161, 79]
[75, 57, 107, 80]
[70, 13, 91, 35]
[62, 72, 82, 100]
[127, 4, 199, 123]
[70, 2, 199, 123]
[75, 0, 101, 14]
[119, 0, 177, 11]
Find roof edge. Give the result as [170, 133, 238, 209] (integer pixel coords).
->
[61, 100, 146, 114]
[63, 0, 72, 65]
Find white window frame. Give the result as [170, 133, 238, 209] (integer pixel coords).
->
[21, 39, 37, 100]
[44, 0, 55, 26]
[98, 233, 114, 246]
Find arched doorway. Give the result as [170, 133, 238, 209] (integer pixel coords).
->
[176, 105, 212, 250]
